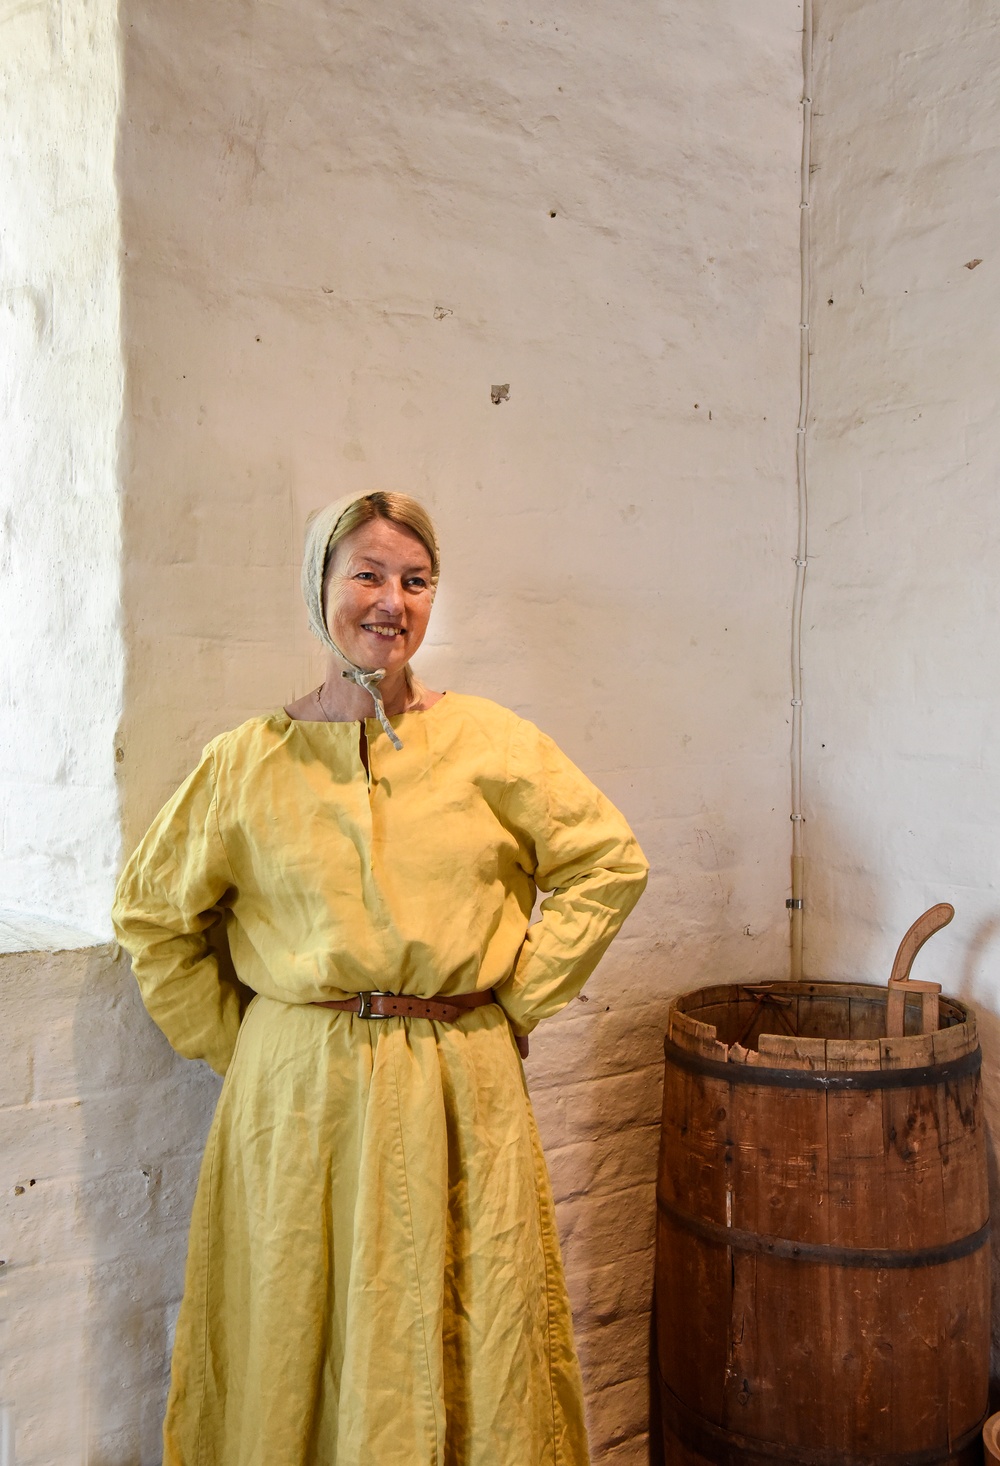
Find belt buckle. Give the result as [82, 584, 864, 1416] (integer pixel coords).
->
[357, 990, 391, 1019]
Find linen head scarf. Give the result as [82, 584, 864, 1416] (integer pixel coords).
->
[302, 491, 437, 750]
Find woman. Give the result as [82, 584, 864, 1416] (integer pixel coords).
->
[112, 490, 648, 1466]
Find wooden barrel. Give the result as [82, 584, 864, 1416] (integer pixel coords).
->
[654, 980, 990, 1466]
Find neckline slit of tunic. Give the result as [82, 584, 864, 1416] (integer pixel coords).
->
[281, 689, 449, 732]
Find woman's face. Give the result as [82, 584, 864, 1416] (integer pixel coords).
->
[323, 517, 435, 674]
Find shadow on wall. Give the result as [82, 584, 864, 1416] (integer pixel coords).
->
[44, 947, 217, 1466]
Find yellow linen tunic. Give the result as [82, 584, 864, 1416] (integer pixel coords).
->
[112, 693, 648, 1466]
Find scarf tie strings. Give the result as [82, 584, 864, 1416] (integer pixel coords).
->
[342, 665, 404, 751]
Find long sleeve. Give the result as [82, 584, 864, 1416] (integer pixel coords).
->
[112, 742, 244, 1075]
[492, 718, 648, 1035]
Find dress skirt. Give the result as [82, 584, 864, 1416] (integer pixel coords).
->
[163, 996, 590, 1466]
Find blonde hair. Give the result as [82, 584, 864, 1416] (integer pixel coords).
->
[320, 492, 440, 591]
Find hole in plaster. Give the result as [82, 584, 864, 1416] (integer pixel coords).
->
[549, 210, 557, 217]
[490, 384, 509, 405]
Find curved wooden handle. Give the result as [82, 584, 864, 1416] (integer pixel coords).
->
[889, 903, 955, 987]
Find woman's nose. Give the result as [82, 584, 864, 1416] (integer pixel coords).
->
[375, 578, 404, 612]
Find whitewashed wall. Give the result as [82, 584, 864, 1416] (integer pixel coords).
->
[0, 10, 144, 1460]
[10, 0, 1000, 1459]
[806, 0, 1000, 1376]
[0, 0, 124, 940]
[3, 2, 802, 1462]
[117, 1, 801, 1458]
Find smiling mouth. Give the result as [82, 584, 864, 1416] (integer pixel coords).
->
[362, 624, 405, 639]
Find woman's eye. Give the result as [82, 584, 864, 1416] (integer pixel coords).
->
[354, 571, 376, 582]
[405, 577, 428, 590]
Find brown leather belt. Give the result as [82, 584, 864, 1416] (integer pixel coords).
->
[312, 990, 496, 1023]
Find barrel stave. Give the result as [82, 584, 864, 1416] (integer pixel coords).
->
[656, 1062, 732, 1422]
[827, 1088, 889, 1248]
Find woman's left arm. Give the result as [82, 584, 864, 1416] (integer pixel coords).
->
[492, 718, 649, 1036]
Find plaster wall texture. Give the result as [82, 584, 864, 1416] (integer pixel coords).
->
[0, 0, 125, 939]
[806, 0, 1000, 1373]
[2, 3, 802, 1462]
[112, 0, 802, 1457]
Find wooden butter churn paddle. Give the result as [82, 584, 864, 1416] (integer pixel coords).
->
[886, 901, 954, 1037]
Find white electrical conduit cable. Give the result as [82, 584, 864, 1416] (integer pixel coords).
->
[790, 0, 814, 981]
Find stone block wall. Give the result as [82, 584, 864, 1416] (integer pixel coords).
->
[1, 947, 218, 1463]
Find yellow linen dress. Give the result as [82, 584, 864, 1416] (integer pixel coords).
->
[112, 693, 648, 1466]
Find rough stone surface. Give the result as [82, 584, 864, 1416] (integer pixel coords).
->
[0, 0, 124, 938]
[807, 0, 1000, 1381]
